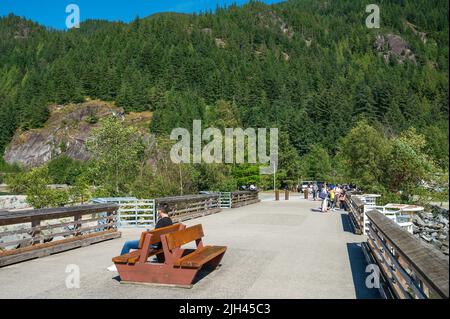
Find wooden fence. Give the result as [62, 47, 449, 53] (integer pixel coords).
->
[0, 204, 120, 267]
[363, 210, 449, 299]
[155, 194, 221, 223]
[230, 191, 260, 208]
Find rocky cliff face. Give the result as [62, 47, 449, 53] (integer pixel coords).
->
[373, 33, 417, 64]
[3, 101, 152, 167]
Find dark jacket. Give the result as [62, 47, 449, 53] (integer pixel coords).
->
[155, 216, 173, 229]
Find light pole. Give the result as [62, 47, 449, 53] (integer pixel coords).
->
[273, 162, 276, 192]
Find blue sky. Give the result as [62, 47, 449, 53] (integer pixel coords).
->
[0, 0, 285, 30]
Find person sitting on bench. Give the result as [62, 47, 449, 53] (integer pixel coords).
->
[107, 203, 173, 272]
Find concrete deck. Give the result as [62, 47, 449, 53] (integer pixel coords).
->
[0, 194, 380, 299]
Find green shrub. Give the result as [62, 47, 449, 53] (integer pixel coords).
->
[47, 156, 84, 185]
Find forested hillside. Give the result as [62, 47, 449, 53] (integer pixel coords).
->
[0, 0, 448, 202]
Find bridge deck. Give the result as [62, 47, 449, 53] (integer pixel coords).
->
[0, 195, 380, 299]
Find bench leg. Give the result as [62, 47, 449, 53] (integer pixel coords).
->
[116, 263, 199, 286]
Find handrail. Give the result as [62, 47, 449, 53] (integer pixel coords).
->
[156, 194, 221, 223]
[0, 204, 117, 226]
[365, 210, 449, 299]
[230, 191, 260, 208]
[346, 193, 365, 234]
[0, 203, 121, 267]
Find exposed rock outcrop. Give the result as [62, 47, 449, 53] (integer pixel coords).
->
[257, 10, 294, 39]
[374, 33, 416, 64]
[4, 101, 152, 167]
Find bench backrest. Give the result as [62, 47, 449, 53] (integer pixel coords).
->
[164, 224, 204, 251]
[138, 223, 183, 248]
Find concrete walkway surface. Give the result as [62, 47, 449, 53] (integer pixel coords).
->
[0, 195, 380, 299]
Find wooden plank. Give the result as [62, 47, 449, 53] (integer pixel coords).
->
[175, 245, 227, 268]
[113, 250, 142, 264]
[136, 223, 183, 248]
[155, 194, 219, 204]
[1, 221, 117, 247]
[165, 224, 204, 250]
[231, 199, 260, 208]
[171, 208, 221, 223]
[0, 229, 119, 258]
[0, 230, 121, 267]
[112, 248, 162, 264]
[0, 215, 115, 238]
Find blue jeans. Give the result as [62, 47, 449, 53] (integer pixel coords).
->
[120, 240, 140, 255]
[120, 240, 160, 255]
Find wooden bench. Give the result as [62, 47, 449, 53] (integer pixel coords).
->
[114, 224, 227, 288]
[112, 223, 184, 265]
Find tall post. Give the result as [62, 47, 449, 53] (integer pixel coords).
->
[273, 164, 276, 194]
[273, 163, 278, 201]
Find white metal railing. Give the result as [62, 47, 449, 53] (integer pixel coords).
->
[91, 198, 156, 228]
[363, 205, 421, 235]
[348, 193, 422, 235]
[360, 194, 381, 206]
[220, 192, 232, 208]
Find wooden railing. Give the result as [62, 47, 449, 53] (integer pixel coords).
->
[155, 194, 221, 223]
[363, 210, 449, 299]
[346, 192, 365, 235]
[0, 204, 121, 267]
[89, 191, 261, 227]
[230, 191, 260, 208]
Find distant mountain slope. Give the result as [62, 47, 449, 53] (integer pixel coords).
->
[0, 0, 448, 167]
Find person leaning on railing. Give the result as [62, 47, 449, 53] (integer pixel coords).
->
[339, 192, 347, 211]
[106, 203, 173, 272]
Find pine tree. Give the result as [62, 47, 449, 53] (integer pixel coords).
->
[353, 83, 376, 122]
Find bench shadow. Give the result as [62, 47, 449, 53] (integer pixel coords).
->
[346, 243, 381, 299]
[192, 264, 222, 285]
[340, 213, 353, 233]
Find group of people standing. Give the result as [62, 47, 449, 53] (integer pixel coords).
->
[302, 183, 347, 213]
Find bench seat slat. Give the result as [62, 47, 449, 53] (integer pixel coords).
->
[175, 245, 226, 268]
[112, 248, 162, 264]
